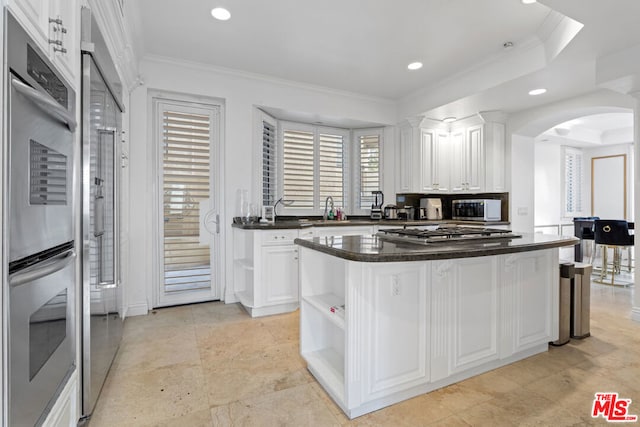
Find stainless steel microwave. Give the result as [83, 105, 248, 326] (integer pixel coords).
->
[452, 199, 501, 221]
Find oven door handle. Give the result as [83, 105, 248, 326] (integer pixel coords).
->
[9, 250, 76, 288]
[11, 77, 77, 132]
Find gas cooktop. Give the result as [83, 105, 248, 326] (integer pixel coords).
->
[377, 226, 521, 245]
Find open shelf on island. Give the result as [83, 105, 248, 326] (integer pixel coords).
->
[302, 293, 345, 329]
[302, 348, 345, 405]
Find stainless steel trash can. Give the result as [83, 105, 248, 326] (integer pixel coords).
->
[552, 263, 574, 346]
[571, 262, 592, 339]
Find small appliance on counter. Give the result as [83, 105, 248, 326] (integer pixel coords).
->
[421, 198, 443, 220]
[452, 199, 501, 221]
[371, 191, 384, 219]
[384, 204, 398, 219]
[417, 207, 428, 220]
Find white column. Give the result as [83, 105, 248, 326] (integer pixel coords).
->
[630, 91, 640, 323]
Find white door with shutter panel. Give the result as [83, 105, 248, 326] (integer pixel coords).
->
[154, 98, 222, 307]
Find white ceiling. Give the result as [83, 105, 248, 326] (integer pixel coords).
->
[537, 112, 634, 147]
[128, 0, 640, 136]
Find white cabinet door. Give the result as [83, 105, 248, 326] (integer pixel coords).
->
[49, 0, 78, 84]
[501, 250, 557, 355]
[7, 0, 50, 50]
[433, 130, 450, 192]
[431, 257, 499, 378]
[261, 245, 299, 306]
[418, 129, 450, 193]
[359, 263, 430, 401]
[466, 125, 484, 192]
[396, 125, 414, 193]
[418, 129, 435, 192]
[7, 0, 77, 84]
[450, 129, 466, 192]
[450, 125, 485, 193]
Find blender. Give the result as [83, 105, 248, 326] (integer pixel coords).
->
[371, 191, 384, 219]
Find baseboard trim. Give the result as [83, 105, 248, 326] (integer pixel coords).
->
[126, 302, 149, 317]
[631, 307, 640, 323]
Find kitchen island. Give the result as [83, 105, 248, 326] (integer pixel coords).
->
[294, 232, 577, 419]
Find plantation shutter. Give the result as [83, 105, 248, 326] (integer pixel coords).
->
[319, 133, 345, 208]
[162, 109, 211, 292]
[358, 134, 380, 209]
[564, 149, 583, 214]
[262, 120, 276, 206]
[283, 129, 315, 209]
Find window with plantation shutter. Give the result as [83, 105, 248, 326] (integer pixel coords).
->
[563, 147, 583, 215]
[357, 132, 381, 209]
[262, 120, 276, 206]
[283, 129, 315, 209]
[280, 123, 349, 212]
[319, 133, 344, 208]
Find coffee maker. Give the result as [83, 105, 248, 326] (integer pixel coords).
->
[371, 191, 384, 219]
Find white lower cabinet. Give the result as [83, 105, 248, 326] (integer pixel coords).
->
[431, 257, 499, 381]
[233, 228, 301, 317]
[42, 369, 77, 427]
[261, 245, 299, 306]
[359, 263, 430, 402]
[501, 249, 558, 355]
[299, 247, 559, 419]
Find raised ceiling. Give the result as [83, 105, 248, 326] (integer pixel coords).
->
[128, 0, 640, 134]
[132, 0, 551, 100]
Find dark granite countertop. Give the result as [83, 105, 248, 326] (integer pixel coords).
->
[232, 219, 511, 230]
[294, 233, 578, 262]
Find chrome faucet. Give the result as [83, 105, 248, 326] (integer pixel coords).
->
[323, 196, 334, 220]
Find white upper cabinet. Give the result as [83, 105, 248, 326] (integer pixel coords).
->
[396, 118, 451, 194]
[451, 124, 484, 193]
[419, 129, 450, 193]
[396, 117, 422, 193]
[396, 113, 506, 195]
[49, 0, 78, 84]
[7, 0, 49, 47]
[7, 0, 78, 85]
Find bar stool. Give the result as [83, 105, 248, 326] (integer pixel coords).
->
[593, 219, 634, 286]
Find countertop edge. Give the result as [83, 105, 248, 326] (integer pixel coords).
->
[294, 236, 579, 262]
[233, 219, 511, 230]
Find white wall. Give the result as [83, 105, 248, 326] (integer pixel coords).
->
[534, 143, 562, 227]
[127, 56, 398, 313]
[509, 134, 536, 232]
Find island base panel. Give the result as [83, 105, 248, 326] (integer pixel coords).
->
[308, 342, 548, 419]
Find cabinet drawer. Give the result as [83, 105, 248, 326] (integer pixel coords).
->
[261, 230, 299, 245]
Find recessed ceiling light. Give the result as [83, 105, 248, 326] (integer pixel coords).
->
[528, 88, 547, 96]
[521, 0, 537, 4]
[442, 117, 456, 123]
[211, 7, 231, 21]
[407, 62, 423, 71]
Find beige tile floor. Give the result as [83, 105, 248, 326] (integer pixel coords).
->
[90, 282, 640, 426]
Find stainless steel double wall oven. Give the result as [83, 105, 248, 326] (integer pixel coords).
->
[5, 11, 77, 427]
